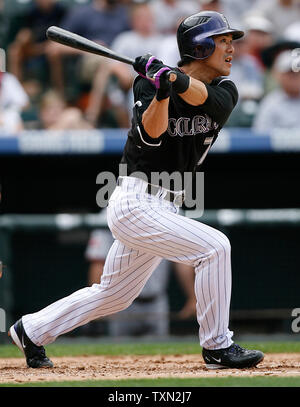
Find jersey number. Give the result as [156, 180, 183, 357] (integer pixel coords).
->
[197, 136, 214, 166]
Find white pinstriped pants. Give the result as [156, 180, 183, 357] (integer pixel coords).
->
[23, 176, 233, 350]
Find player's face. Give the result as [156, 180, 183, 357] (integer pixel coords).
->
[205, 34, 234, 76]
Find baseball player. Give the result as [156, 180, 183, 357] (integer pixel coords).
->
[9, 11, 264, 369]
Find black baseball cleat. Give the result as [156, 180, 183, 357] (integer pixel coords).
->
[202, 343, 264, 369]
[8, 319, 53, 368]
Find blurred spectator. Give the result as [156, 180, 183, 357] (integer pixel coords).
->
[111, 2, 162, 90]
[0, 0, 8, 49]
[260, 31, 300, 95]
[45, 0, 131, 102]
[60, 0, 130, 46]
[7, 0, 67, 87]
[229, 38, 264, 100]
[155, 36, 179, 68]
[225, 36, 265, 127]
[242, 14, 274, 70]
[38, 90, 93, 130]
[0, 71, 29, 134]
[198, 0, 223, 12]
[84, 225, 196, 337]
[85, 1, 162, 127]
[260, 19, 300, 70]
[283, 21, 300, 42]
[252, 49, 300, 132]
[247, 0, 300, 40]
[221, 0, 258, 29]
[150, 0, 198, 35]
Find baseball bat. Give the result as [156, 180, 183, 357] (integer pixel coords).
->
[46, 26, 177, 81]
[46, 26, 135, 65]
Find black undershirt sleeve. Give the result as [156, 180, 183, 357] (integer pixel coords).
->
[201, 79, 239, 126]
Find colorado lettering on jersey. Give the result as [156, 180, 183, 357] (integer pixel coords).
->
[167, 114, 219, 137]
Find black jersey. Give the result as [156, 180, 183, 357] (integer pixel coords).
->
[121, 73, 238, 179]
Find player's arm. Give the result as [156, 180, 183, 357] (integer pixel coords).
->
[176, 76, 208, 106]
[172, 70, 238, 125]
[170, 70, 208, 106]
[140, 71, 207, 137]
[133, 54, 172, 139]
[141, 97, 169, 139]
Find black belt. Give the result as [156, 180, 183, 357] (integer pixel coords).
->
[117, 177, 185, 206]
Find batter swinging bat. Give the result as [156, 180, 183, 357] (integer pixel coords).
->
[46, 26, 177, 81]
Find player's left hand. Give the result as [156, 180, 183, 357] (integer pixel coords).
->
[133, 54, 172, 100]
[133, 53, 155, 77]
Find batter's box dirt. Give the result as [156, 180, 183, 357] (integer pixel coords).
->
[0, 354, 300, 384]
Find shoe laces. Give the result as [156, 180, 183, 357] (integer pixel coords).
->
[228, 344, 245, 355]
[36, 345, 47, 358]
[29, 343, 47, 360]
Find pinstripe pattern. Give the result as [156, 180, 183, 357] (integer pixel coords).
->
[23, 176, 233, 349]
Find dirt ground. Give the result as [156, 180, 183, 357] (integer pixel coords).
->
[0, 353, 300, 384]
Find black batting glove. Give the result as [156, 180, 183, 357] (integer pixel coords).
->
[133, 54, 172, 100]
[133, 53, 157, 78]
[146, 60, 172, 100]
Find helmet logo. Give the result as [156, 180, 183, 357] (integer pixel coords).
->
[183, 15, 211, 28]
[221, 14, 229, 27]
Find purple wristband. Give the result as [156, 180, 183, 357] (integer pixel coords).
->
[145, 56, 157, 72]
[153, 67, 171, 89]
[136, 71, 148, 79]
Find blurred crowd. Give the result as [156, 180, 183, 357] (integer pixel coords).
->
[0, 0, 300, 134]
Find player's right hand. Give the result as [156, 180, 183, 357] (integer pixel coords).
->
[146, 60, 171, 89]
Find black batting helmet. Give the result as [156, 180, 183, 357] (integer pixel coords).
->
[177, 11, 244, 66]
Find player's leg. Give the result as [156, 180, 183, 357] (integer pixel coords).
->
[21, 241, 162, 346]
[107, 184, 233, 350]
[107, 179, 263, 366]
